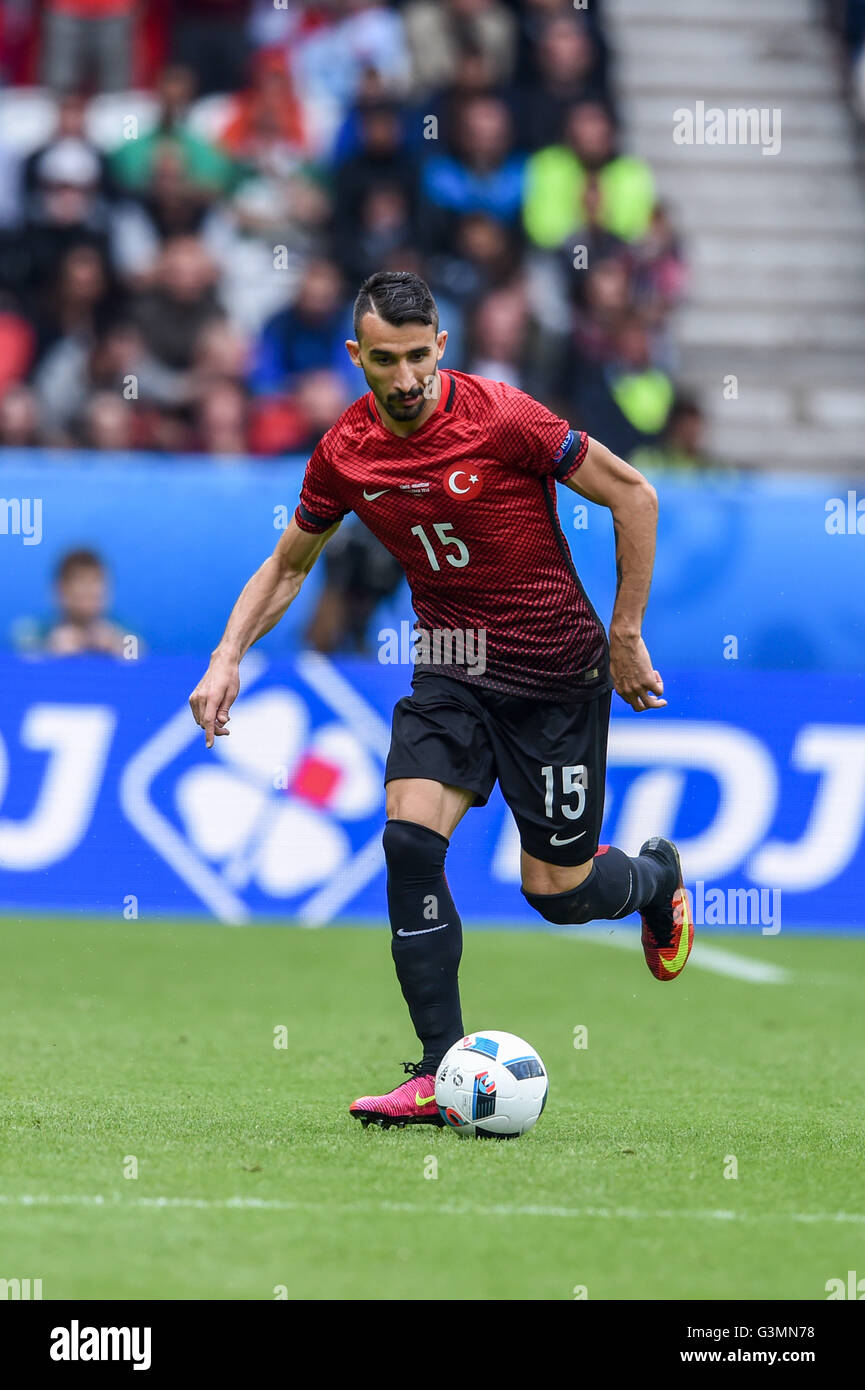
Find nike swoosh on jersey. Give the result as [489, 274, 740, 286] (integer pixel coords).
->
[396, 923, 449, 936]
[549, 831, 586, 846]
[362, 488, 390, 500]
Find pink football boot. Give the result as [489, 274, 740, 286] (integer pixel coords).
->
[350, 1061, 445, 1129]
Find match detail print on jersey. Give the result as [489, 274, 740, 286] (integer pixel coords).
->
[294, 370, 610, 701]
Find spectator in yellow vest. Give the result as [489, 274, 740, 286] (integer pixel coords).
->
[523, 101, 655, 249]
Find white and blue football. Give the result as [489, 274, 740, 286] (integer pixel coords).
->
[435, 1030, 548, 1138]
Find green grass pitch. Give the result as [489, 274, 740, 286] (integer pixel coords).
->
[1, 916, 864, 1300]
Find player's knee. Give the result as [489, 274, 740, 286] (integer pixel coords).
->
[382, 818, 449, 880]
[522, 885, 593, 925]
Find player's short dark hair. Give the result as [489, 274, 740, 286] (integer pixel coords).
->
[55, 548, 104, 583]
[353, 270, 439, 341]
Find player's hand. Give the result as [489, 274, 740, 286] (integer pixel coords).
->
[189, 654, 240, 748]
[609, 631, 667, 712]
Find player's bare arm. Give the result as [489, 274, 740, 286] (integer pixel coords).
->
[189, 517, 340, 748]
[565, 436, 667, 713]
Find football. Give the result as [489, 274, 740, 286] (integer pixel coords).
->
[435, 1030, 548, 1138]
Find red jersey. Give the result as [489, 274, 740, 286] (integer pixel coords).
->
[295, 370, 611, 701]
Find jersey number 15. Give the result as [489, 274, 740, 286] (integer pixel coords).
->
[410, 523, 469, 571]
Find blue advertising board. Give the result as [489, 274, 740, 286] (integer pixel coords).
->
[0, 653, 862, 932]
[1, 451, 863, 672]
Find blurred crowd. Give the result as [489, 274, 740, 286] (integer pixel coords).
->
[0, 0, 699, 466]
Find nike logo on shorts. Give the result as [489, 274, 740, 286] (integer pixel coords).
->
[363, 488, 390, 500]
[396, 923, 448, 936]
[549, 831, 586, 846]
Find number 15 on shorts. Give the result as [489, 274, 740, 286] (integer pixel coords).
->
[541, 764, 587, 821]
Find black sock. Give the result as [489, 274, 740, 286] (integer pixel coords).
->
[522, 844, 667, 925]
[383, 819, 464, 1074]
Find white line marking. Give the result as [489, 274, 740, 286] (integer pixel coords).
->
[1, 1193, 861, 1223]
[680, 940, 789, 984]
[554, 926, 790, 983]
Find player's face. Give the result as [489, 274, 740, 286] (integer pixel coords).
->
[347, 315, 447, 426]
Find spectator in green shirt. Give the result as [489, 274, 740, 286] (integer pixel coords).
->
[523, 100, 655, 248]
[110, 64, 238, 199]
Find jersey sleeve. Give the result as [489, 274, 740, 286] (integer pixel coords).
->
[496, 384, 589, 482]
[294, 439, 350, 534]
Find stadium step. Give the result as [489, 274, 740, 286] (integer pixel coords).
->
[621, 61, 838, 98]
[698, 420, 865, 472]
[688, 273, 865, 311]
[607, 22, 836, 64]
[695, 386, 865, 430]
[692, 234, 865, 273]
[676, 307, 865, 353]
[610, 0, 816, 25]
[671, 200, 865, 233]
[674, 347, 865, 386]
[643, 141, 859, 172]
[646, 168, 865, 208]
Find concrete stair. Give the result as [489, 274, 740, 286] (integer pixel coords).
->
[605, 0, 865, 472]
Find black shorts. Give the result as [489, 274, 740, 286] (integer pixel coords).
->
[384, 672, 612, 866]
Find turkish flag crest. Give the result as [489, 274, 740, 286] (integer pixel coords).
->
[444, 468, 483, 499]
